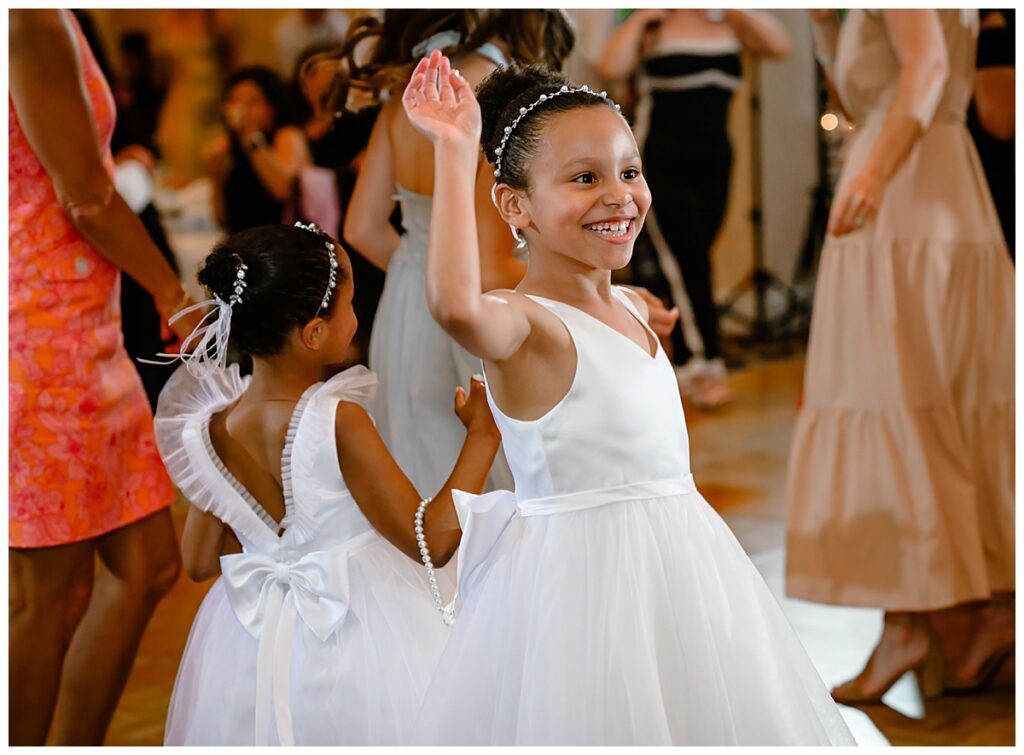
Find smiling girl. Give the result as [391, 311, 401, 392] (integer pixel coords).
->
[401, 52, 855, 746]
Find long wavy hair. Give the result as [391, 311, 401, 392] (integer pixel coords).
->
[303, 10, 576, 115]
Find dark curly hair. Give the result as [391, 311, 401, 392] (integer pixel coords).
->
[197, 224, 348, 358]
[477, 62, 621, 191]
[305, 10, 576, 115]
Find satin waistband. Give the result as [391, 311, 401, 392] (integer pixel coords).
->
[516, 475, 697, 517]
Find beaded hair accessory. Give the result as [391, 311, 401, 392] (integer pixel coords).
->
[493, 84, 621, 179]
[138, 253, 248, 380]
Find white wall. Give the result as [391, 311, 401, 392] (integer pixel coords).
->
[758, 11, 818, 284]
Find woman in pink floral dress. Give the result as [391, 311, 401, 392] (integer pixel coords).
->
[9, 9, 199, 745]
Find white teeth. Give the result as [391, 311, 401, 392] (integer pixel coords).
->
[587, 220, 630, 236]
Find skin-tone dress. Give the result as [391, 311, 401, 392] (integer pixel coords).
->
[785, 10, 1014, 610]
[8, 10, 176, 548]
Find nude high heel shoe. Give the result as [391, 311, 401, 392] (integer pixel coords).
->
[832, 626, 945, 705]
[945, 642, 1015, 695]
[913, 634, 946, 699]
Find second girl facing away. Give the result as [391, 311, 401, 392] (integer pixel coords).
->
[152, 223, 501, 745]
[403, 51, 856, 745]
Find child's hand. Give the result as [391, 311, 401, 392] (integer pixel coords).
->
[454, 375, 499, 437]
[632, 287, 680, 336]
[402, 49, 481, 150]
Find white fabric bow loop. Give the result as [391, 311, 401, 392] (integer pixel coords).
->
[220, 548, 353, 746]
[451, 489, 518, 613]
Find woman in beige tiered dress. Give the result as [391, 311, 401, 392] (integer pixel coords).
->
[786, 9, 1014, 703]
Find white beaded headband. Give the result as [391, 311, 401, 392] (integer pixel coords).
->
[293, 221, 339, 316]
[493, 84, 621, 179]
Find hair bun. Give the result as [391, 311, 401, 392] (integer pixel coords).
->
[198, 246, 251, 305]
[476, 62, 569, 160]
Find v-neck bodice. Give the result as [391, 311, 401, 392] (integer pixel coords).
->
[482, 286, 692, 503]
[155, 364, 381, 556]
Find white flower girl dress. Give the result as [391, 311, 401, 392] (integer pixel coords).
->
[155, 364, 453, 745]
[412, 287, 856, 746]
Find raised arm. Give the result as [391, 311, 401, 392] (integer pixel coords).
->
[827, 10, 949, 236]
[343, 102, 402, 270]
[724, 10, 792, 59]
[9, 9, 198, 337]
[335, 378, 501, 566]
[239, 126, 312, 202]
[403, 51, 533, 362]
[597, 9, 670, 81]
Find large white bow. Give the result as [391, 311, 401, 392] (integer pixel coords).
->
[220, 536, 373, 746]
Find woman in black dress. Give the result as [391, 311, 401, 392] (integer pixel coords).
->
[204, 66, 311, 233]
[600, 10, 790, 409]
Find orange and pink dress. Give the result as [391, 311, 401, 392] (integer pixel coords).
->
[8, 10, 176, 549]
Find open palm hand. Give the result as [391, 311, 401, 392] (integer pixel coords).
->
[402, 50, 481, 150]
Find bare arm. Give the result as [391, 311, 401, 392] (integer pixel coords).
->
[181, 506, 241, 582]
[597, 9, 669, 81]
[807, 10, 844, 110]
[243, 126, 312, 201]
[724, 10, 792, 59]
[335, 382, 501, 566]
[9, 10, 192, 328]
[403, 53, 534, 362]
[974, 66, 1014, 141]
[343, 104, 402, 270]
[828, 10, 949, 236]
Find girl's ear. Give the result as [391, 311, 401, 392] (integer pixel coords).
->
[492, 183, 531, 233]
[300, 318, 325, 351]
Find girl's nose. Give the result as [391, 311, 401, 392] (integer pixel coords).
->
[603, 187, 633, 207]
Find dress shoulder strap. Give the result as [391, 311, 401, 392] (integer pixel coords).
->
[475, 41, 508, 68]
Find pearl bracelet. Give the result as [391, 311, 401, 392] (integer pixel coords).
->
[414, 496, 455, 626]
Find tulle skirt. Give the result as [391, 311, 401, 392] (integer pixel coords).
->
[411, 489, 856, 745]
[164, 539, 454, 745]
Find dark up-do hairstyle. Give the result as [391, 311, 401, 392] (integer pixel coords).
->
[305, 10, 576, 116]
[197, 225, 349, 358]
[477, 62, 621, 191]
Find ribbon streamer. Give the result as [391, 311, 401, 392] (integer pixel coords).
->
[138, 297, 233, 380]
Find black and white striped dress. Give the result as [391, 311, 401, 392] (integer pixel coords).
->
[634, 38, 742, 365]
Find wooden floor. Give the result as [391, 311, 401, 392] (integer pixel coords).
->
[103, 354, 1014, 746]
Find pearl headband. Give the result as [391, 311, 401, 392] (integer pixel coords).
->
[493, 84, 621, 179]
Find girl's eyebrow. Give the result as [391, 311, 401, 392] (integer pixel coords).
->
[560, 151, 642, 171]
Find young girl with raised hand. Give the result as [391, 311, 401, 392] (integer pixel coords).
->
[403, 51, 856, 746]
[152, 223, 500, 745]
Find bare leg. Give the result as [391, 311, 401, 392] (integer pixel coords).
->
[832, 610, 941, 703]
[50, 509, 181, 745]
[9, 541, 96, 745]
[949, 592, 1015, 687]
